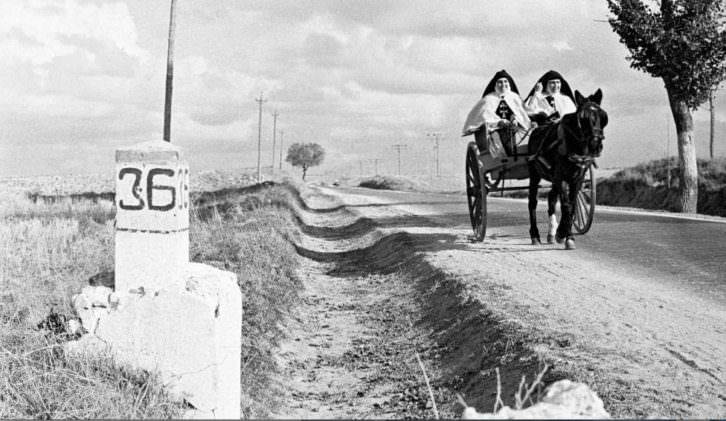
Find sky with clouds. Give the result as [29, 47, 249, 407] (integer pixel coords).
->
[1, 0, 724, 177]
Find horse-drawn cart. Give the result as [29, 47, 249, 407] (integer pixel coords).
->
[465, 128, 596, 242]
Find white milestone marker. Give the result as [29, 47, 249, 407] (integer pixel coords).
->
[115, 140, 190, 293]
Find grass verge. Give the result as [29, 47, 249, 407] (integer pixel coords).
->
[1, 180, 304, 418]
[598, 157, 726, 216]
[191, 184, 303, 417]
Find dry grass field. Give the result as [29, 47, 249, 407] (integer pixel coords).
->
[0, 169, 304, 418]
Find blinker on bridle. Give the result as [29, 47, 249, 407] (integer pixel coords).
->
[563, 102, 604, 167]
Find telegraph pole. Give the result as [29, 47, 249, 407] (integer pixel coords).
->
[278, 129, 284, 170]
[271, 110, 279, 170]
[163, 0, 177, 142]
[426, 132, 441, 177]
[709, 89, 715, 159]
[255, 92, 267, 183]
[666, 117, 671, 188]
[392, 144, 407, 175]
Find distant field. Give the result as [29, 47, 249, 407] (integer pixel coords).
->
[0, 168, 284, 196]
[329, 166, 623, 196]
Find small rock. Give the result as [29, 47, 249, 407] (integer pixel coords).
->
[81, 285, 113, 307]
[72, 294, 90, 313]
[461, 380, 609, 419]
[67, 319, 83, 336]
[76, 306, 108, 334]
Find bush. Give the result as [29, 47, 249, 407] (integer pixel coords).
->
[598, 157, 726, 216]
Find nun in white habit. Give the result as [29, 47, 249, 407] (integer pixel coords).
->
[524, 70, 577, 125]
[462, 69, 531, 136]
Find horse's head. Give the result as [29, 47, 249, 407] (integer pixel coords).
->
[573, 89, 607, 157]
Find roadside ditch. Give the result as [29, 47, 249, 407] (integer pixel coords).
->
[262, 184, 566, 418]
[19, 181, 574, 418]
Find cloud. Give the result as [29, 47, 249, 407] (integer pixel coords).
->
[303, 32, 345, 68]
[189, 106, 241, 127]
[552, 41, 573, 52]
[0, 1, 155, 156]
[1, 0, 721, 177]
[53, 34, 138, 78]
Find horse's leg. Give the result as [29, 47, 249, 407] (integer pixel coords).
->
[565, 176, 584, 249]
[556, 178, 578, 250]
[554, 177, 572, 247]
[546, 188, 558, 244]
[528, 164, 542, 245]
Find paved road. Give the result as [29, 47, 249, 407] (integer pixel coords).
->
[322, 184, 726, 417]
[333, 186, 726, 305]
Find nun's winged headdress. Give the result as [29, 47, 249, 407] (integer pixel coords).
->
[526, 70, 575, 102]
[481, 69, 521, 97]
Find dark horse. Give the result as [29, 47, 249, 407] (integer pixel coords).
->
[527, 89, 607, 250]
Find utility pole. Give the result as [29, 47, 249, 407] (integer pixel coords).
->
[271, 110, 279, 171]
[426, 132, 441, 177]
[255, 92, 266, 183]
[392, 144, 407, 176]
[278, 129, 284, 170]
[163, 0, 177, 142]
[666, 117, 671, 188]
[709, 89, 715, 159]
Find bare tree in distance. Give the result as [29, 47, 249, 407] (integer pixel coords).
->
[286, 143, 325, 180]
[607, 0, 726, 213]
[163, 0, 177, 142]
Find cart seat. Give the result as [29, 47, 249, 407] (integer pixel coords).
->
[475, 129, 531, 156]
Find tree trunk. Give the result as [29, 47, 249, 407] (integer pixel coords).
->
[666, 89, 698, 213]
[302, 166, 307, 181]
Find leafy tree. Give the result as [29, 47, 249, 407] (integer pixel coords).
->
[607, 0, 726, 212]
[285, 143, 325, 180]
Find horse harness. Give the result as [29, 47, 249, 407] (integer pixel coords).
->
[530, 113, 600, 174]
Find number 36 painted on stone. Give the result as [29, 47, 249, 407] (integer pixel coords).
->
[118, 167, 189, 211]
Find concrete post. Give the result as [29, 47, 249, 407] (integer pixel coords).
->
[115, 140, 189, 293]
[74, 139, 243, 419]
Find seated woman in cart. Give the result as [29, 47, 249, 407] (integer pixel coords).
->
[462, 70, 531, 157]
[524, 70, 576, 126]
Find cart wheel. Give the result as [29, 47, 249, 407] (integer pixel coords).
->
[465, 142, 487, 241]
[573, 164, 596, 234]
